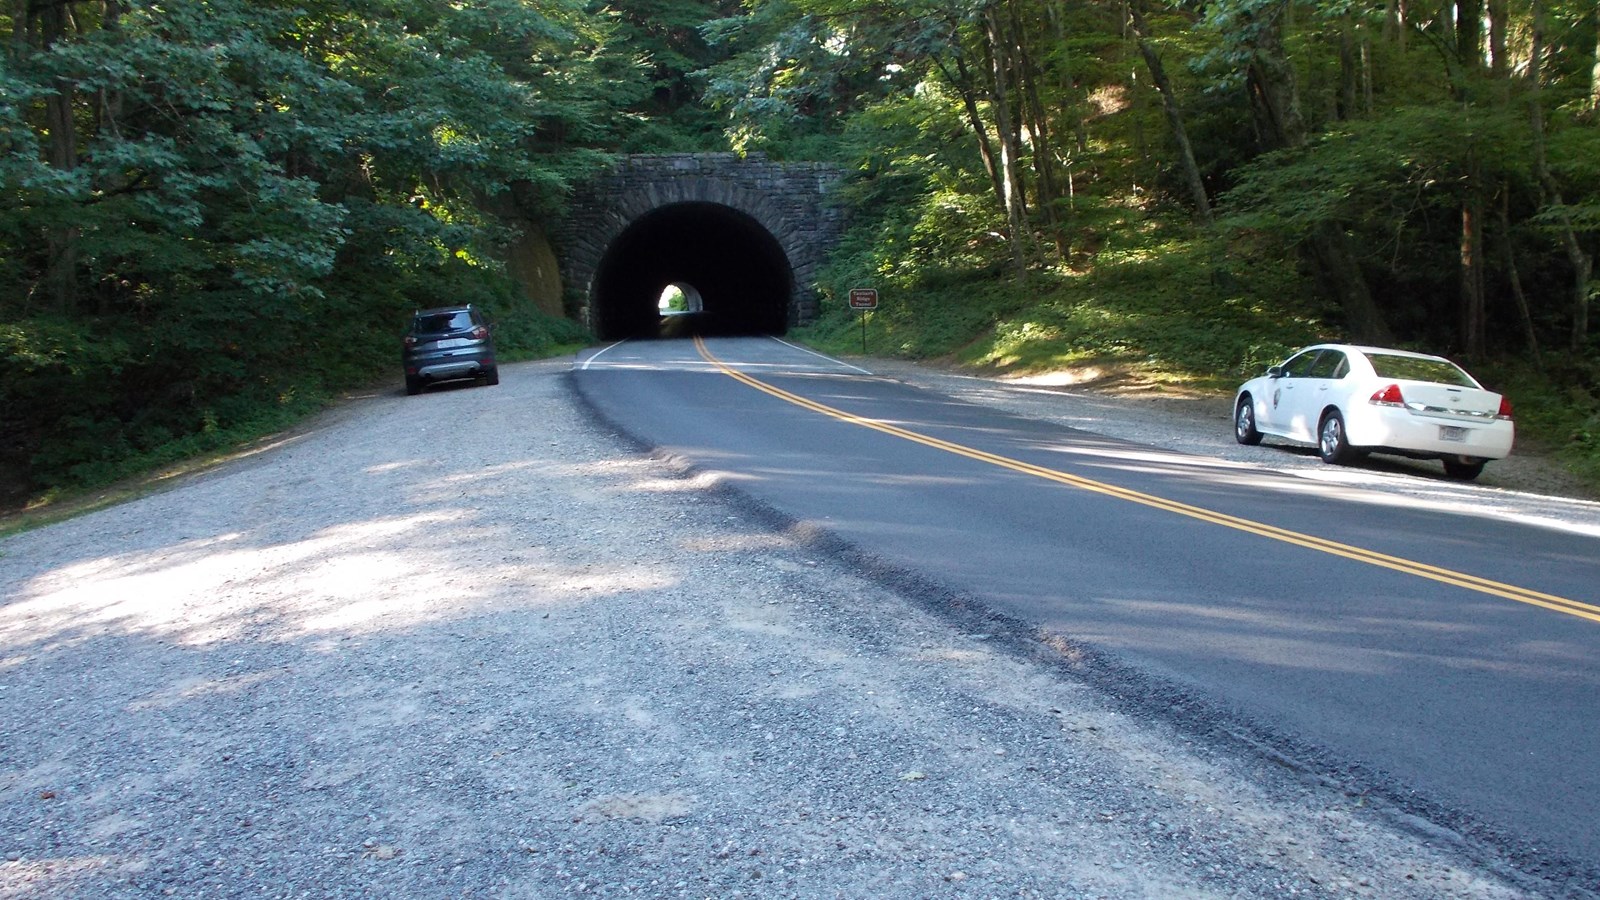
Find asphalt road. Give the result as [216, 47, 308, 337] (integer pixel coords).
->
[574, 335, 1600, 885]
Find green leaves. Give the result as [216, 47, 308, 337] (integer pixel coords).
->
[0, 0, 631, 497]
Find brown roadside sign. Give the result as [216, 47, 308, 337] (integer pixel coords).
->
[849, 288, 878, 310]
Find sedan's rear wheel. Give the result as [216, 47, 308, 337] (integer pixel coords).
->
[1442, 456, 1486, 480]
[1235, 396, 1263, 445]
[1318, 410, 1354, 465]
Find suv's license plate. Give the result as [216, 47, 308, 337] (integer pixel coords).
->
[1439, 425, 1469, 442]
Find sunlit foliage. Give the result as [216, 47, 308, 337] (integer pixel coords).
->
[0, 0, 627, 497]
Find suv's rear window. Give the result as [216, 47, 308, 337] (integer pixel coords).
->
[1365, 353, 1476, 387]
[414, 311, 475, 334]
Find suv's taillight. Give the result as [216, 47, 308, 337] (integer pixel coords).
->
[471, 326, 489, 340]
[1369, 384, 1405, 406]
[403, 335, 417, 348]
[1497, 397, 1514, 420]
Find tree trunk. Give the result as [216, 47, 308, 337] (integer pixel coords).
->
[1243, 7, 1305, 146]
[1454, 0, 1486, 358]
[39, 0, 75, 170]
[1243, 0, 1390, 342]
[1487, 0, 1506, 75]
[1496, 190, 1541, 370]
[1440, 0, 1452, 61]
[1337, 14, 1358, 120]
[1459, 171, 1486, 359]
[1591, 4, 1600, 118]
[1360, 24, 1374, 115]
[96, 0, 124, 139]
[1529, 0, 1594, 351]
[11, 0, 29, 58]
[982, 2, 1031, 274]
[38, 0, 81, 313]
[1128, 0, 1213, 225]
[937, 52, 1004, 208]
[1383, 0, 1407, 51]
[1454, 0, 1481, 71]
[1587, 3, 1600, 117]
[1046, 1, 1087, 213]
[1305, 222, 1392, 343]
[1011, 0, 1066, 257]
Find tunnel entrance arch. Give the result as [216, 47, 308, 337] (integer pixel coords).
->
[556, 153, 844, 340]
[591, 202, 793, 339]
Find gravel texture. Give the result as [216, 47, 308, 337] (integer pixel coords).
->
[0, 355, 1588, 898]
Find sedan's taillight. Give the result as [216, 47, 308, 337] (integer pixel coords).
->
[1497, 397, 1514, 420]
[1369, 384, 1405, 407]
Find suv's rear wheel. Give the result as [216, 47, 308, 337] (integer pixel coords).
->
[485, 366, 500, 386]
[405, 376, 423, 396]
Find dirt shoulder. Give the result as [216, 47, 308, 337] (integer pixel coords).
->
[0, 358, 1582, 897]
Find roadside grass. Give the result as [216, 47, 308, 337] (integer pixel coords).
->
[0, 392, 337, 539]
[0, 404, 327, 539]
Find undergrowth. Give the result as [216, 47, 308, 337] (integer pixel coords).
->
[799, 227, 1329, 389]
[1, 294, 590, 526]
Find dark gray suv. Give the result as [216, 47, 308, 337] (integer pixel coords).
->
[402, 305, 498, 395]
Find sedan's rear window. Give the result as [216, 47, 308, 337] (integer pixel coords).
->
[1365, 353, 1476, 387]
[414, 311, 474, 334]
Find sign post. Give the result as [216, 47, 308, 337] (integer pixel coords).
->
[848, 288, 878, 355]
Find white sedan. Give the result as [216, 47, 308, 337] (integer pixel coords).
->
[1233, 344, 1514, 480]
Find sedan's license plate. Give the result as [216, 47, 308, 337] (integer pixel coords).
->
[1439, 425, 1469, 442]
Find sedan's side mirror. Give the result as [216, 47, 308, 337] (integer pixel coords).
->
[1267, 365, 1285, 378]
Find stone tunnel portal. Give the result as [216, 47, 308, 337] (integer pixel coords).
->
[590, 202, 794, 340]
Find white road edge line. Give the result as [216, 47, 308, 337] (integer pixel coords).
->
[579, 340, 629, 371]
[767, 336, 874, 375]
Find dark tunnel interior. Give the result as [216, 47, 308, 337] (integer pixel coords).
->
[590, 202, 794, 340]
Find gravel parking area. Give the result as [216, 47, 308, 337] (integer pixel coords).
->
[0, 355, 1580, 898]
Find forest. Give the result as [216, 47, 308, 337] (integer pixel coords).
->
[2, 0, 1598, 506]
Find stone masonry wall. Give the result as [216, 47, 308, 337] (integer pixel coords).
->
[555, 153, 845, 328]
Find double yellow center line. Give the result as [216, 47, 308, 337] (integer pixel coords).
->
[694, 337, 1599, 625]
